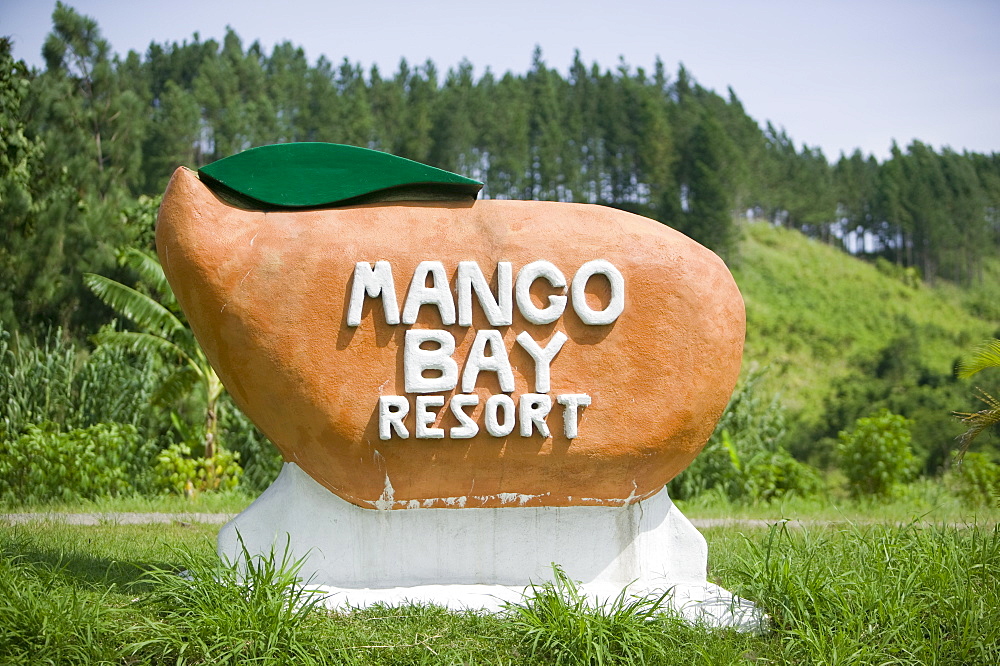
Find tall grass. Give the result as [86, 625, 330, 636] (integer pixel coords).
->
[0, 554, 122, 665]
[505, 564, 681, 665]
[724, 521, 1000, 665]
[128, 538, 335, 664]
[0, 325, 162, 438]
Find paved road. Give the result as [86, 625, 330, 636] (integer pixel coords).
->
[1, 513, 960, 529]
[0, 512, 237, 526]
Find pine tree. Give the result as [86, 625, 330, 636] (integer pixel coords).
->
[677, 112, 737, 261]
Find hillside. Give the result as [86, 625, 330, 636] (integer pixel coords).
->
[731, 222, 997, 464]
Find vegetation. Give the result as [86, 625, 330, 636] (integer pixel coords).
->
[4, 4, 1000, 337]
[2, 2, 999, 505]
[836, 410, 916, 498]
[955, 338, 1000, 457]
[508, 565, 680, 664]
[0, 519, 996, 664]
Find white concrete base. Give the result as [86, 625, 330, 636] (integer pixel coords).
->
[219, 463, 765, 631]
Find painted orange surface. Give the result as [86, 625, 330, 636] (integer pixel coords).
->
[156, 167, 745, 509]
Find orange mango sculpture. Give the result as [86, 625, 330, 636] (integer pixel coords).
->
[156, 145, 745, 510]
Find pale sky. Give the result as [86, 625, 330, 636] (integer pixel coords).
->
[2, 0, 998, 161]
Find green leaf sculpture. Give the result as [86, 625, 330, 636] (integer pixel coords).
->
[197, 142, 483, 209]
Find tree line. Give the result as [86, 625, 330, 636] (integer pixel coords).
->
[2, 2, 999, 341]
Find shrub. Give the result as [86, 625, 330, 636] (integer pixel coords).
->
[0, 422, 156, 504]
[154, 443, 243, 495]
[948, 452, 1000, 507]
[836, 409, 915, 497]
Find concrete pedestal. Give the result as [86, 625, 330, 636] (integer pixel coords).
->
[219, 463, 764, 630]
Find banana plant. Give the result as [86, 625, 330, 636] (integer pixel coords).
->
[954, 339, 1000, 459]
[84, 248, 224, 459]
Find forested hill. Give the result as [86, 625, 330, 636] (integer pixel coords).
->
[2, 2, 999, 343]
[3, 3, 1000, 476]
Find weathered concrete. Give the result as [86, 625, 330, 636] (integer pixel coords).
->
[218, 463, 765, 630]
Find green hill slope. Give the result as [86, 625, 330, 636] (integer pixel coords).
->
[730, 222, 997, 465]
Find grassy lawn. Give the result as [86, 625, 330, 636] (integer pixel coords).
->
[675, 478, 1000, 525]
[2, 498, 998, 665]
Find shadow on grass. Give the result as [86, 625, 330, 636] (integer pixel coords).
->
[0, 526, 196, 594]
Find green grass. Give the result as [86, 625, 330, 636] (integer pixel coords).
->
[677, 476, 1000, 525]
[2, 511, 998, 664]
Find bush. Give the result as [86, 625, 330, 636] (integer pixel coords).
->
[836, 409, 916, 497]
[154, 443, 243, 495]
[948, 452, 1000, 507]
[0, 422, 156, 503]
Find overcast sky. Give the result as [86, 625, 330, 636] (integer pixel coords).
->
[3, 0, 998, 161]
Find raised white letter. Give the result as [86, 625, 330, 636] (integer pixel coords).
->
[450, 394, 480, 439]
[515, 261, 567, 325]
[571, 260, 625, 326]
[516, 331, 568, 393]
[557, 393, 591, 439]
[462, 329, 515, 393]
[415, 395, 445, 439]
[485, 394, 516, 437]
[404, 329, 458, 393]
[457, 261, 513, 327]
[519, 393, 552, 437]
[402, 261, 456, 325]
[378, 396, 409, 440]
[348, 261, 399, 326]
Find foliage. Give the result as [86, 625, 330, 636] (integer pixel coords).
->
[670, 368, 822, 502]
[954, 338, 1000, 458]
[220, 396, 283, 493]
[0, 323, 162, 440]
[734, 223, 992, 470]
[85, 247, 226, 459]
[154, 442, 242, 496]
[5, 4, 996, 333]
[3, 4, 1000, 504]
[836, 409, 916, 497]
[812, 320, 971, 473]
[947, 452, 1000, 507]
[0, 421, 155, 504]
[505, 564, 681, 665]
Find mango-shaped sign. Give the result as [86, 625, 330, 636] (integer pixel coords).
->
[156, 145, 744, 510]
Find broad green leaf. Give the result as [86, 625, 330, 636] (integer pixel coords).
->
[118, 247, 176, 309]
[91, 329, 191, 365]
[84, 273, 186, 340]
[197, 142, 483, 209]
